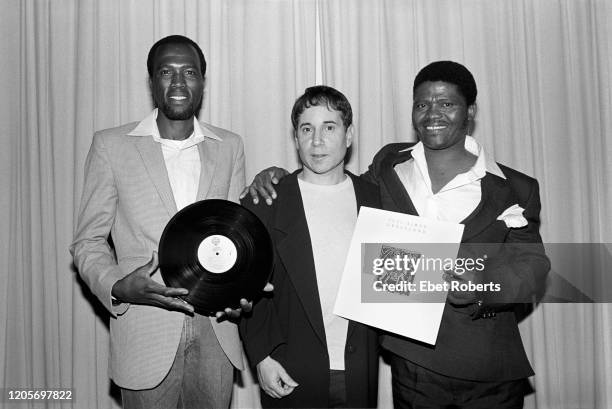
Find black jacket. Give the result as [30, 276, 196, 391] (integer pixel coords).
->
[240, 170, 381, 408]
[363, 142, 550, 381]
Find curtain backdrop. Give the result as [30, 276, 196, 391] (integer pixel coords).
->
[2, 1, 611, 408]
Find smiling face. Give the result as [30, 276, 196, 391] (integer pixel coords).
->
[295, 105, 353, 184]
[150, 42, 204, 121]
[412, 81, 476, 151]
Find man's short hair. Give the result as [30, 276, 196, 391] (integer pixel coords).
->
[291, 85, 353, 131]
[413, 61, 477, 106]
[147, 35, 207, 78]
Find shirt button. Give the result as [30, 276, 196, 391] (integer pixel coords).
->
[347, 344, 356, 353]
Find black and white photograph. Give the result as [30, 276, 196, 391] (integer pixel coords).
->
[1, 1, 611, 408]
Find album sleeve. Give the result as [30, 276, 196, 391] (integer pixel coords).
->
[70, 133, 128, 316]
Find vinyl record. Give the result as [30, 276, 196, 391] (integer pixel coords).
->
[158, 199, 273, 315]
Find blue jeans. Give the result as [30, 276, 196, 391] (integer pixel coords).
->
[121, 314, 233, 409]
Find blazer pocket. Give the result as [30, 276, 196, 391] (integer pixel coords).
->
[118, 256, 151, 275]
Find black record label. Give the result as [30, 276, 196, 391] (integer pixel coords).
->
[158, 199, 273, 315]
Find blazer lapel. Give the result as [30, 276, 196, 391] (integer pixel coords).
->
[379, 149, 420, 215]
[134, 137, 177, 216]
[461, 172, 514, 241]
[274, 174, 327, 346]
[196, 138, 219, 201]
[378, 146, 515, 242]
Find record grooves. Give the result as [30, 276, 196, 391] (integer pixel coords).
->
[159, 199, 273, 315]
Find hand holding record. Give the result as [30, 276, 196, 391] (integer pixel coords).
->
[111, 250, 272, 316]
[111, 252, 194, 314]
[216, 282, 274, 320]
[159, 199, 274, 316]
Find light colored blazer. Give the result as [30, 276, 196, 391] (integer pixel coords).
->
[70, 118, 246, 390]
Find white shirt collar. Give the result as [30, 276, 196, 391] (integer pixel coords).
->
[127, 108, 222, 149]
[401, 135, 506, 180]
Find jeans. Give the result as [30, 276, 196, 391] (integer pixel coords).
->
[121, 314, 233, 409]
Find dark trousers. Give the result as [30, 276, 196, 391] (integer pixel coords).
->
[390, 353, 527, 409]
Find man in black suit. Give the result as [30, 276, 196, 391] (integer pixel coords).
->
[244, 61, 549, 408]
[239, 86, 380, 408]
[364, 61, 549, 408]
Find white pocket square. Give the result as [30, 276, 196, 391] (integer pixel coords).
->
[497, 204, 528, 228]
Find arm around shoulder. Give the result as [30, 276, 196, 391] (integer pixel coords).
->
[360, 142, 415, 185]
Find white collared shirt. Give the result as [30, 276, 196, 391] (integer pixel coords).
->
[128, 109, 220, 210]
[394, 136, 506, 223]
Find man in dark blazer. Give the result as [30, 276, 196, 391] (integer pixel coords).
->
[243, 62, 550, 408]
[240, 86, 380, 408]
[363, 61, 549, 408]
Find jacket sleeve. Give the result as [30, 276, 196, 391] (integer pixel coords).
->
[69, 132, 129, 316]
[360, 142, 414, 186]
[227, 135, 246, 203]
[478, 178, 550, 307]
[238, 198, 285, 366]
[360, 151, 384, 186]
